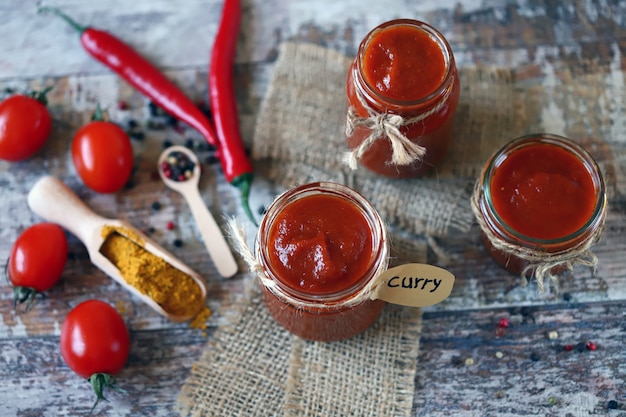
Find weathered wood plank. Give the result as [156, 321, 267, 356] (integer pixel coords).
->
[0, 328, 210, 417]
[415, 301, 626, 416]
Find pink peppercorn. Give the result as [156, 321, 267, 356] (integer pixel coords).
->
[586, 341, 597, 351]
[564, 344, 573, 351]
[498, 318, 510, 328]
[166, 221, 175, 230]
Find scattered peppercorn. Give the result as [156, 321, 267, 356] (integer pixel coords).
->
[548, 331, 559, 340]
[117, 100, 129, 110]
[562, 292, 572, 302]
[197, 100, 212, 119]
[127, 119, 138, 129]
[564, 344, 573, 351]
[128, 130, 145, 141]
[575, 342, 587, 352]
[166, 221, 175, 231]
[148, 100, 162, 117]
[164, 113, 178, 127]
[257, 205, 267, 216]
[607, 400, 619, 410]
[529, 352, 541, 361]
[185, 138, 196, 149]
[586, 341, 597, 351]
[151, 201, 161, 211]
[146, 226, 155, 235]
[547, 396, 560, 406]
[205, 154, 220, 165]
[173, 239, 183, 248]
[146, 119, 166, 130]
[450, 356, 463, 366]
[163, 139, 173, 148]
[498, 317, 510, 328]
[197, 141, 213, 152]
[464, 358, 474, 366]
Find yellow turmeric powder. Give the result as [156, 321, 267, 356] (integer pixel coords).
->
[99, 225, 206, 320]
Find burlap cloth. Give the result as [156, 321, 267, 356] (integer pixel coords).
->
[177, 42, 625, 416]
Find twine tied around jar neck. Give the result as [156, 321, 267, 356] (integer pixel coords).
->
[343, 75, 452, 170]
[227, 217, 386, 309]
[469, 180, 605, 292]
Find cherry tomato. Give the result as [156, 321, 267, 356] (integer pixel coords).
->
[71, 120, 133, 193]
[61, 299, 131, 379]
[61, 299, 130, 411]
[8, 222, 68, 308]
[0, 93, 52, 161]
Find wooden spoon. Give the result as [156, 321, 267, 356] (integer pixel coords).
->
[27, 175, 207, 322]
[158, 145, 238, 278]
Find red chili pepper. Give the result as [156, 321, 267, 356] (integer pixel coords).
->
[40, 6, 256, 224]
[209, 0, 255, 224]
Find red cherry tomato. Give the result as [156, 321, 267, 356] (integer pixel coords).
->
[61, 299, 131, 411]
[8, 222, 68, 308]
[60, 299, 131, 379]
[0, 93, 52, 161]
[71, 120, 133, 193]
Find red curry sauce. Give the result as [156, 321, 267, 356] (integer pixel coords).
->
[267, 193, 373, 295]
[362, 24, 446, 101]
[490, 142, 597, 240]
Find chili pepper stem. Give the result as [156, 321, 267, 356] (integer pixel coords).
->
[38, 7, 87, 34]
[232, 173, 256, 226]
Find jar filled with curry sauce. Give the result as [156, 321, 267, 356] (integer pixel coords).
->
[345, 19, 460, 177]
[471, 134, 607, 288]
[255, 182, 389, 341]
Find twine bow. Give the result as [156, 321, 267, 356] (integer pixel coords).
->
[343, 74, 452, 170]
[344, 107, 426, 169]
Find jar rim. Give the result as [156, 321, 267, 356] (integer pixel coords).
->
[355, 19, 456, 108]
[480, 133, 607, 247]
[256, 182, 389, 307]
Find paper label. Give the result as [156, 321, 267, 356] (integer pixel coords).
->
[370, 263, 455, 307]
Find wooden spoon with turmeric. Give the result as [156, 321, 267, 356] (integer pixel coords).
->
[27, 175, 207, 322]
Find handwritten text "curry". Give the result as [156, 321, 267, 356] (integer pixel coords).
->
[387, 276, 442, 293]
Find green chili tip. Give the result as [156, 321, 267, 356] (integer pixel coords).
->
[232, 173, 257, 226]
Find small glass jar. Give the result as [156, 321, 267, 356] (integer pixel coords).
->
[346, 19, 460, 178]
[256, 182, 389, 341]
[473, 133, 607, 279]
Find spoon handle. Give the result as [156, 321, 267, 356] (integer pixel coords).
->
[27, 176, 107, 246]
[184, 190, 238, 278]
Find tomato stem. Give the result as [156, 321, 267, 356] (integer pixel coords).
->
[88, 373, 127, 415]
[13, 286, 39, 311]
[4, 261, 41, 312]
[28, 86, 53, 106]
[91, 103, 107, 122]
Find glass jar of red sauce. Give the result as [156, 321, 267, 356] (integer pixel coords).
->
[255, 182, 389, 341]
[345, 19, 460, 178]
[472, 134, 607, 284]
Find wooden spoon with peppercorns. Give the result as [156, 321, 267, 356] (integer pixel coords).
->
[158, 145, 238, 278]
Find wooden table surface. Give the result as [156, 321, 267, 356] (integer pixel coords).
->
[1, 0, 625, 416]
